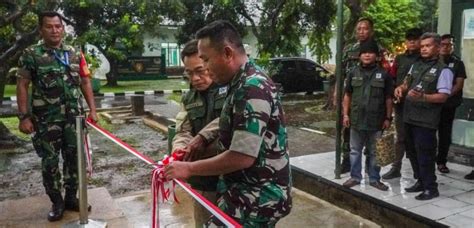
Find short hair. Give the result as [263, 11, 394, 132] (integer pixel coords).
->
[357, 17, 374, 29]
[38, 11, 63, 27]
[195, 20, 246, 54]
[180, 39, 198, 62]
[420, 32, 441, 45]
[405, 28, 423, 40]
[441, 34, 455, 43]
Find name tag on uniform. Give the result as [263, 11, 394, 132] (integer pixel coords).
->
[376, 73, 382, 79]
[449, 63, 454, 68]
[429, 68, 437, 74]
[219, 86, 228, 95]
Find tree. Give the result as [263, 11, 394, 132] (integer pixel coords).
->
[61, 0, 162, 86]
[305, 0, 336, 64]
[0, 0, 59, 105]
[416, 0, 438, 32]
[363, 0, 422, 52]
[236, 0, 307, 58]
[158, 0, 246, 46]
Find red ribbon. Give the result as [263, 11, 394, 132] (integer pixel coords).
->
[85, 119, 241, 228]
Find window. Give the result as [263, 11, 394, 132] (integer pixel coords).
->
[161, 43, 182, 67]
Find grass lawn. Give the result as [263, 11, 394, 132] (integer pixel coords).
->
[1, 117, 30, 141]
[3, 79, 190, 98]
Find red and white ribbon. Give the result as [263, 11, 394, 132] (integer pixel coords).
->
[85, 119, 242, 228]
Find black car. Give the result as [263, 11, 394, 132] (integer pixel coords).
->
[268, 57, 331, 93]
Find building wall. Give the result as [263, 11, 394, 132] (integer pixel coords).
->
[141, 26, 338, 66]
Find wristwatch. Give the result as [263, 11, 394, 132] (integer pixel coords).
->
[17, 112, 31, 121]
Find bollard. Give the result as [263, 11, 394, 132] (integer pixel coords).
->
[131, 95, 145, 116]
[63, 116, 106, 228]
[168, 124, 176, 155]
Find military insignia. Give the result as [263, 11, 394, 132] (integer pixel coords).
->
[448, 63, 454, 68]
[376, 73, 382, 79]
[219, 86, 228, 95]
[429, 68, 437, 74]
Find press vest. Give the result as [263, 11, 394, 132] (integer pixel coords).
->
[181, 83, 227, 191]
[349, 66, 387, 131]
[404, 59, 447, 129]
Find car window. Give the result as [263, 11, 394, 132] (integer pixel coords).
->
[302, 61, 316, 71]
[281, 61, 296, 71]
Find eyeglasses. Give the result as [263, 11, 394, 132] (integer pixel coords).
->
[183, 68, 208, 78]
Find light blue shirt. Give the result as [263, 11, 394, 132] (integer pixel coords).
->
[437, 68, 454, 95]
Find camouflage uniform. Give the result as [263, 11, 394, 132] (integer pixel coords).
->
[172, 83, 227, 226]
[17, 42, 84, 200]
[208, 61, 292, 227]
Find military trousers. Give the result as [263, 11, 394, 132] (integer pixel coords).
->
[32, 120, 78, 197]
[405, 123, 438, 192]
[392, 104, 406, 170]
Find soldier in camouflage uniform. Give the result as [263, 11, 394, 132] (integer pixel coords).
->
[165, 20, 292, 227]
[172, 39, 227, 227]
[16, 11, 97, 222]
[340, 18, 387, 173]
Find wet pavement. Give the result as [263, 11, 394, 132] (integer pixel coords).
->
[291, 152, 474, 227]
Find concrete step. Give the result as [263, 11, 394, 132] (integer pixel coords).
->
[291, 152, 474, 227]
[0, 187, 127, 227]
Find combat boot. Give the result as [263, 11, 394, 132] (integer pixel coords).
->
[65, 189, 91, 212]
[47, 192, 64, 222]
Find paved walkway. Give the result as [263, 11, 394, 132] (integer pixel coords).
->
[291, 152, 474, 227]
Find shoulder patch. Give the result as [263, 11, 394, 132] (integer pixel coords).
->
[218, 86, 228, 95]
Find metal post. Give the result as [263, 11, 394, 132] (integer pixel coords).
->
[334, 0, 344, 179]
[168, 124, 176, 155]
[63, 116, 106, 228]
[76, 116, 88, 223]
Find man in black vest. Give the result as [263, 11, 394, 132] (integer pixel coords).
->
[172, 39, 227, 227]
[382, 28, 422, 179]
[342, 39, 393, 191]
[395, 33, 454, 200]
[436, 34, 467, 174]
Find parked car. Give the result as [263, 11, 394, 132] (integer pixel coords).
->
[268, 57, 331, 93]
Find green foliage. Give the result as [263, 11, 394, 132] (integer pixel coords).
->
[158, 0, 246, 45]
[61, 0, 162, 84]
[363, 0, 422, 52]
[305, 0, 336, 63]
[0, 117, 29, 141]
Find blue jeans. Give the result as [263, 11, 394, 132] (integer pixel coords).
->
[350, 129, 382, 183]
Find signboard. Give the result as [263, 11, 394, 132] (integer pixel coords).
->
[116, 56, 166, 80]
[463, 9, 474, 39]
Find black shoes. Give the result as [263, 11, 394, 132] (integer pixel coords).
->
[342, 178, 360, 188]
[370, 181, 389, 191]
[65, 198, 92, 212]
[405, 180, 424, 193]
[465, 170, 474, 180]
[382, 168, 401, 179]
[47, 193, 64, 222]
[437, 164, 450, 173]
[415, 190, 439, 200]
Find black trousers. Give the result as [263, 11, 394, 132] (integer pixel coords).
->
[405, 123, 438, 192]
[437, 106, 457, 165]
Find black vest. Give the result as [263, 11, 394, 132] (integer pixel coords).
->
[443, 54, 464, 108]
[350, 65, 388, 131]
[404, 59, 447, 129]
[395, 51, 420, 86]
